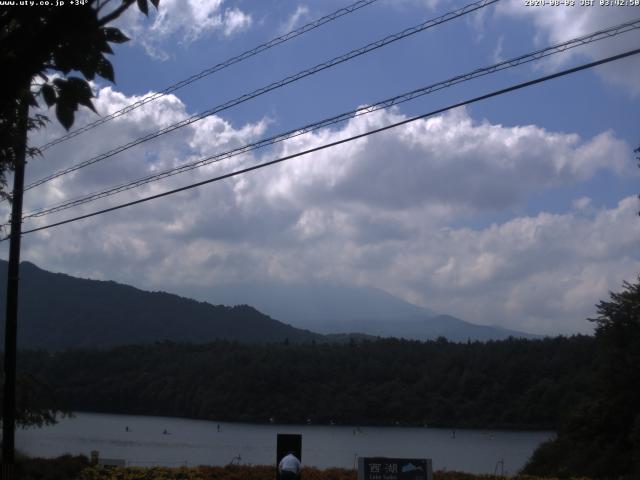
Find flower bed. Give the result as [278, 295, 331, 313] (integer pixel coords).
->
[75, 465, 591, 480]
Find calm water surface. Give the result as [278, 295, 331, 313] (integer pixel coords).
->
[17, 412, 553, 474]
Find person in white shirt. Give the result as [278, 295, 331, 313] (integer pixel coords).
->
[278, 451, 301, 480]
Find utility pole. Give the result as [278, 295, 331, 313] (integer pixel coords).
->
[2, 94, 29, 472]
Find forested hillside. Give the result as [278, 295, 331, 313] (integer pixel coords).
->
[0, 260, 537, 347]
[17, 335, 595, 430]
[0, 261, 322, 349]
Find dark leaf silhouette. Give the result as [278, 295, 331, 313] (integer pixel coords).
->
[137, 0, 149, 16]
[0, 0, 159, 194]
[65, 77, 97, 113]
[41, 84, 57, 107]
[103, 26, 130, 44]
[55, 103, 75, 131]
[96, 57, 115, 83]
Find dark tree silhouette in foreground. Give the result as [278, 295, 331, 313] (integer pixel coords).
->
[524, 279, 640, 478]
[0, 0, 159, 466]
[0, 0, 159, 197]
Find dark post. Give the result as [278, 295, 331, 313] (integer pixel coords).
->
[276, 433, 302, 480]
[2, 96, 29, 469]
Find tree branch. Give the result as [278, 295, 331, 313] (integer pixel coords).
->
[97, 0, 136, 27]
[96, 0, 117, 13]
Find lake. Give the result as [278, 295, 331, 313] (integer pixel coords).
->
[16, 412, 553, 475]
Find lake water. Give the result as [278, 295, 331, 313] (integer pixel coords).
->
[16, 412, 553, 475]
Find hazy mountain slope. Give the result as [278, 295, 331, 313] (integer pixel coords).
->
[0, 260, 321, 350]
[192, 281, 436, 323]
[307, 315, 539, 342]
[185, 282, 539, 341]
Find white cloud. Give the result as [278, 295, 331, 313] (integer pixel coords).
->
[19, 84, 267, 216]
[492, 35, 504, 63]
[496, 0, 640, 95]
[405, 197, 640, 334]
[280, 5, 310, 34]
[116, 0, 253, 60]
[4, 86, 637, 338]
[572, 196, 591, 211]
[466, 5, 491, 42]
[384, 0, 446, 11]
[244, 107, 631, 214]
[189, 115, 270, 154]
[222, 8, 253, 37]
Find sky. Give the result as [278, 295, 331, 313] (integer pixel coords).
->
[1, 0, 639, 336]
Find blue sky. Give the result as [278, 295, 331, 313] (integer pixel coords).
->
[110, 0, 639, 220]
[2, 0, 639, 335]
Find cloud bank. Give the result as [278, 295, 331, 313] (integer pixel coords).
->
[4, 84, 637, 336]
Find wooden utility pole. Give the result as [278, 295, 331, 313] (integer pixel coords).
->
[2, 95, 29, 471]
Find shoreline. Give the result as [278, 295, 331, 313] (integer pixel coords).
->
[49, 410, 558, 434]
[18, 412, 553, 474]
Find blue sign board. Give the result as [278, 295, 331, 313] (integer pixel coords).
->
[358, 457, 432, 480]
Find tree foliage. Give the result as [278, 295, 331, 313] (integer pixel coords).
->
[524, 279, 640, 478]
[15, 335, 596, 430]
[0, 0, 159, 428]
[0, 370, 63, 429]
[0, 0, 159, 198]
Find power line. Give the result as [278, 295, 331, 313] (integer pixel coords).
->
[20, 18, 640, 220]
[10, 47, 639, 240]
[36, 0, 381, 152]
[23, 0, 499, 192]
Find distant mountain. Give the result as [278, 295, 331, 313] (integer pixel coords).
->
[0, 260, 538, 350]
[306, 315, 540, 342]
[183, 282, 540, 341]
[0, 260, 322, 350]
[192, 282, 436, 323]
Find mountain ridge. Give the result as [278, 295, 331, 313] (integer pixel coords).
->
[0, 260, 538, 349]
[0, 260, 323, 350]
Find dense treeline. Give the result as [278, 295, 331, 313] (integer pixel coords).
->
[16, 335, 595, 430]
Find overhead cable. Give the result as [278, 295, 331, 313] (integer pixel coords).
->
[9, 47, 639, 240]
[24, 0, 499, 192]
[21, 18, 640, 220]
[36, 0, 381, 152]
